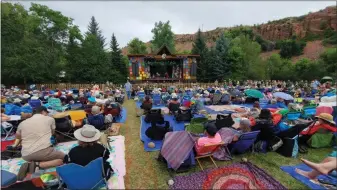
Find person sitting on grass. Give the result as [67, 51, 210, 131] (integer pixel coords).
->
[16, 106, 65, 181]
[64, 125, 113, 180]
[168, 93, 180, 114]
[296, 151, 337, 181]
[140, 96, 153, 115]
[87, 106, 105, 130]
[194, 122, 222, 155]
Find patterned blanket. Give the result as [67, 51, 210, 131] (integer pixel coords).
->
[1, 136, 126, 189]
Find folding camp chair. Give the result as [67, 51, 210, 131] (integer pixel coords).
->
[301, 107, 316, 120]
[28, 99, 42, 110]
[286, 112, 301, 125]
[54, 115, 76, 142]
[228, 131, 260, 154]
[56, 157, 108, 190]
[137, 92, 145, 102]
[195, 142, 225, 171]
[153, 94, 161, 106]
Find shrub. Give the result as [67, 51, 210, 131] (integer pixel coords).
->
[279, 39, 306, 58]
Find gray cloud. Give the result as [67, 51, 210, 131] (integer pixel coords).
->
[19, 1, 334, 47]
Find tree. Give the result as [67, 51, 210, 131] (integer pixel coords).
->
[319, 48, 337, 77]
[127, 38, 147, 54]
[65, 26, 83, 82]
[87, 16, 106, 48]
[1, 2, 74, 85]
[110, 33, 127, 83]
[215, 34, 231, 80]
[279, 39, 306, 58]
[191, 28, 208, 82]
[150, 21, 175, 53]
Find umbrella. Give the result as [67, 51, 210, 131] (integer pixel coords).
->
[273, 92, 294, 100]
[245, 89, 264, 99]
[321, 76, 333, 83]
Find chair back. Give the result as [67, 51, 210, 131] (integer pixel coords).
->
[229, 131, 260, 154]
[152, 94, 161, 105]
[287, 112, 301, 121]
[56, 158, 106, 190]
[303, 107, 316, 117]
[55, 116, 73, 133]
[196, 142, 224, 156]
[68, 110, 87, 121]
[137, 92, 145, 102]
[70, 103, 83, 110]
[28, 99, 42, 109]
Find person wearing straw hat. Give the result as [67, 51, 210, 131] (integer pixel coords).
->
[63, 125, 113, 180]
[300, 113, 336, 136]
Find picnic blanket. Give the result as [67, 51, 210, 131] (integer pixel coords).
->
[171, 162, 286, 189]
[281, 164, 337, 190]
[115, 108, 127, 123]
[161, 131, 196, 170]
[140, 115, 188, 151]
[136, 102, 166, 109]
[1, 136, 126, 189]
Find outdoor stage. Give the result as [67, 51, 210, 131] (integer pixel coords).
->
[127, 45, 200, 83]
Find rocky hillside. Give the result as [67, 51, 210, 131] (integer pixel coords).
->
[122, 6, 336, 56]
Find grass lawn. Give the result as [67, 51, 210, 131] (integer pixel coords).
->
[120, 100, 333, 189]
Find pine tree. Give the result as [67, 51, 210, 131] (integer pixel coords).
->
[191, 28, 208, 82]
[215, 34, 232, 80]
[110, 33, 127, 83]
[87, 16, 106, 48]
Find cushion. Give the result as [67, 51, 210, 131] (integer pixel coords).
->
[1, 170, 17, 187]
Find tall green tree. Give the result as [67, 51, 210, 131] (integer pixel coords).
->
[65, 26, 83, 82]
[191, 28, 208, 82]
[215, 34, 232, 80]
[127, 38, 147, 54]
[110, 33, 127, 83]
[87, 16, 106, 48]
[150, 21, 175, 53]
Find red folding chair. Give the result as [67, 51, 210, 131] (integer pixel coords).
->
[195, 142, 225, 171]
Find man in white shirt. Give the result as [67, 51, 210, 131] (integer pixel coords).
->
[16, 106, 65, 180]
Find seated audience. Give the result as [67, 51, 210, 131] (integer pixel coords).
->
[168, 94, 180, 114]
[251, 109, 275, 147]
[16, 106, 65, 180]
[64, 125, 113, 180]
[232, 118, 251, 141]
[194, 122, 222, 155]
[140, 96, 153, 115]
[87, 106, 105, 130]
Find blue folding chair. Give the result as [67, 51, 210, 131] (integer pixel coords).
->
[137, 92, 145, 102]
[56, 157, 108, 189]
[286, 112, 301, 124]
[228, 131, 260, 154]
[153, 94, 161, 106]
[28, 99, 42, 110]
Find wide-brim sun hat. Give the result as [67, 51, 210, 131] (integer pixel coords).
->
[74, 124, 101, 142]
[22, 94, 30, 99]
[13, 98, 22, 103]
[315, 113, 335, 125]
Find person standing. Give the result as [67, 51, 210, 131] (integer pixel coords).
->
[124, 80, 132, 100]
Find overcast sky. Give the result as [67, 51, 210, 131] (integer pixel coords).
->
[19, 1, 334, 47]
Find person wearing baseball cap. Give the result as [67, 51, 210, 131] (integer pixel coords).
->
[63, 125, 113, 180]
[194, 122, 222, 155]
[16, 106, 65, 180]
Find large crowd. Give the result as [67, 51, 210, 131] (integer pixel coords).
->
[0, 78, 336, 188]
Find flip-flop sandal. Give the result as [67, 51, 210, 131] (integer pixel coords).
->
[318, 179, 337, 187]
[17, 162, 30, 181]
